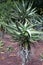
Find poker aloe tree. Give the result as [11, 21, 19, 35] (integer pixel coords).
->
[6, 1, 43, 65]
[6, 0, 43, 51]
[6, 20, 43, 65]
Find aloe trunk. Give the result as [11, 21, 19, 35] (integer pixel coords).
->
[19, 42, 31, 65]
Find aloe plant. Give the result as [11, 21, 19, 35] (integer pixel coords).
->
[6, 1, 43, 65]
[6, 21, 43, 65]
[6, 21, 43, 48]
[11, 0, 42, 25]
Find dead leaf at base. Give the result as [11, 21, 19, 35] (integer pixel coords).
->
[9, 53, 16, 57]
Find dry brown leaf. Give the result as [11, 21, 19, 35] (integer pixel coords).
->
[9, 53, 16, 57]
[1, 52, 5, 54]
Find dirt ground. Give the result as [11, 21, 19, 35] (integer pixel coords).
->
[0, 34, 43, 65]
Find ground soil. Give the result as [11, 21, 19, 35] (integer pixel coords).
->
[0, 34, 43, 65]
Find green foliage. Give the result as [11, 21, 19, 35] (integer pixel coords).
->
[0, 0, 14, 31]
[6, 21, 43, 44]
[3, 0, 43, 50]
[0, 0, 43, 49]
[6, 0, 43, 45]
[0, 40, 4, 47]
[0, 0, 7, 3]
[11, 0, 42, 25]
[6, 46, 14, 52]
